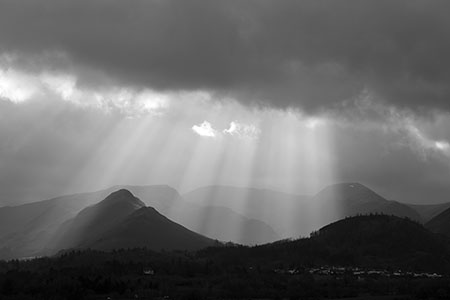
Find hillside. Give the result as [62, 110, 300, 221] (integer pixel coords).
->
[2, 215, 448, 300]
[47, 189, 145, 252]
[0, 185, 277, 259]
[0, 185, 178, 259]
[313, 214, 446, 270]
[89, 207, 217, 251]
[48, 189, 217, 253]
[202, 214, 450, 273]
[0, 183, 440, 259]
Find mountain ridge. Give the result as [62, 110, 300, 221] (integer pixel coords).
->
[47, 189, 146, 252]
[0, 182, 447, 259]
[49, 189, 217, 253]
[88, 206, 217, 251]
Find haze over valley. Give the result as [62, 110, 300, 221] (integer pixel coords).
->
[0, 182, 449, 262]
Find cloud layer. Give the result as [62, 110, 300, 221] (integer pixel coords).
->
[1, 0, 450, 112]
[0, 1, 449, 206]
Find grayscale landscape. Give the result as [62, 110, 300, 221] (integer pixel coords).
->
[0, 1, 450, 299]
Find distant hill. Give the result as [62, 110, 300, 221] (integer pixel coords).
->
[202, 214, 450, 273]
[120, 185, 280, 245]
[182, 186, 311, 238]
[184, 183, 422, 239]
[409, 202, 450, 223]
[167, 203, 279, 245]
[128, 186, 280, 245]
[312, 183, 422, 225]
[122, 185, 279, 245]
[425, 207, 450, 237]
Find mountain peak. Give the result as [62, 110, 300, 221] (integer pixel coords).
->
[101, 189, 145, 208]
[316, 182, 380, 201]
[312, 182, 421, 222]
[49, 189, 146, 251]
[324, 182, 369, 191]
[108, 189, 134, 198]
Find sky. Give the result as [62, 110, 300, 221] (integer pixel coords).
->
[0, 0, 449, 205]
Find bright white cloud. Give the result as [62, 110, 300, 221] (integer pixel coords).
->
[0, 66, 170, 116]
[40, 73, 170, 116]
[0, 68, 41, 102]
[223, 121, 260, 139]
[192, 121, 217, 137]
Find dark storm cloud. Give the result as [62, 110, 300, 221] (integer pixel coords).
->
[1, 0, 450, 112]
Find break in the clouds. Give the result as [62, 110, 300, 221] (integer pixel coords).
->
[1, 0, 450, 112]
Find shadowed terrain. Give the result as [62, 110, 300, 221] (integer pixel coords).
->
[0, 183, 447, 260]
[1, 214, 449, 300]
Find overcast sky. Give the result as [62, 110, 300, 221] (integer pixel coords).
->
[0, 0, 449, 205]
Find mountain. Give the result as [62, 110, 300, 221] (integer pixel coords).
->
[89, 206, 217, 251]
[312, 183, 422, 225]
[0, 182, 429, 259]
[48, 189, 146, 252]
[0, 188, 119, 259]
[0, 185, 277, 259]
[0, 185, 179, 244]
[120, 186, 279, 245]
[49, 189, 217, 252]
